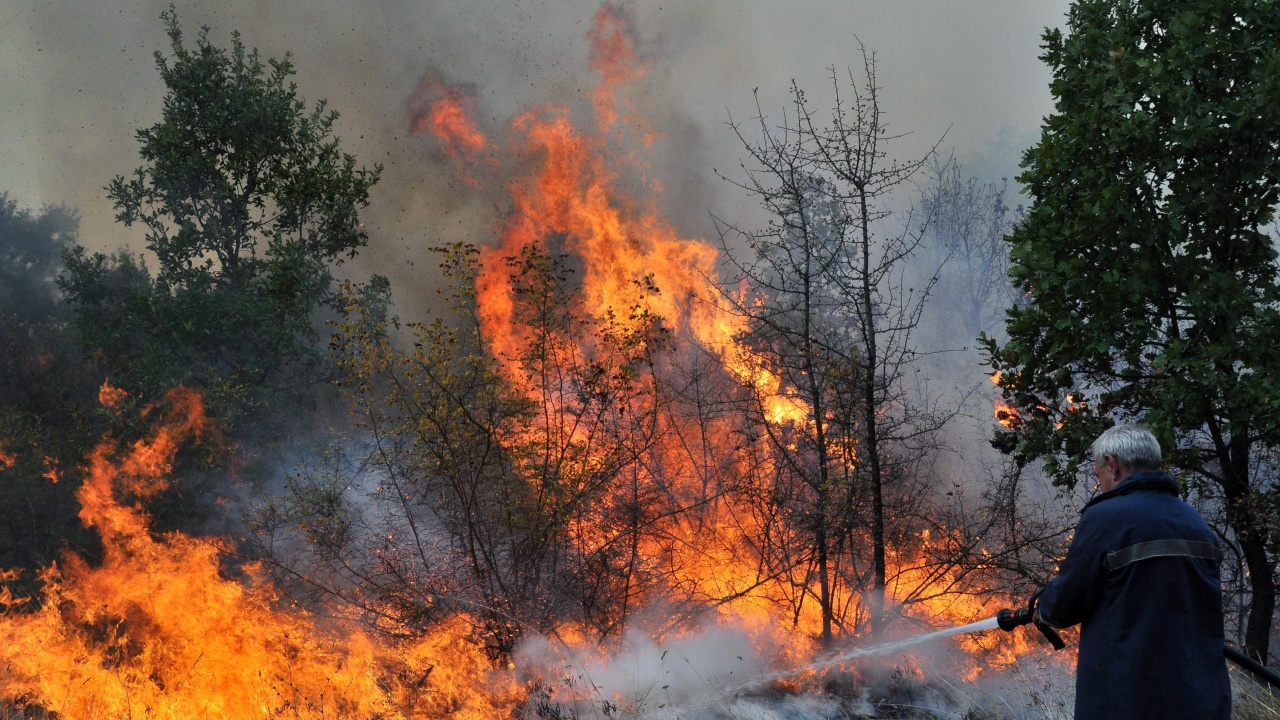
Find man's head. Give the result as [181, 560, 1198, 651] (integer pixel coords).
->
[1091, 424, 1163, 492]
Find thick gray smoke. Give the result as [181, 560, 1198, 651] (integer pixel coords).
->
[1, 1, 1067, 321]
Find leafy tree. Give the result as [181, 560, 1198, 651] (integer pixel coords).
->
[983, 0, 1280, 661]
[61, 7, 381, 429]
[0, 196, 101, 586]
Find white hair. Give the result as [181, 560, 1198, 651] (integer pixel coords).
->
[1091, 424, 1163, 472]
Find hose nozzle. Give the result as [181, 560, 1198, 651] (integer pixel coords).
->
[996, 592, 1066, 650]
[997, 606, 1033, 631]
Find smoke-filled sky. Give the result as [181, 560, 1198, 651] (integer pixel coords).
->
[1, 0, 1068, 319]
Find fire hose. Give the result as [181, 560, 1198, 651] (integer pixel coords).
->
[994, 593, 1280, 691]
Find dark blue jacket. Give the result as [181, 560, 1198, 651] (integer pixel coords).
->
[1038, 471, 1230, 720]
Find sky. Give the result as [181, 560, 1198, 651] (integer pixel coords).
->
[0, 0, 1071, 320]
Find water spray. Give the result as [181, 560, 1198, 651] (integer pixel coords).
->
[656, 607, 1061, 717]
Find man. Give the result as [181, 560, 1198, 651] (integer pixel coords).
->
[1036, 424, 1231, 719]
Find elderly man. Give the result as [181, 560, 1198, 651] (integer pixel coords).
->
[1035, 424, 1231, 719]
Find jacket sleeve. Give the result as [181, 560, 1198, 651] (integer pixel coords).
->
[1037, 509, 1107, 628]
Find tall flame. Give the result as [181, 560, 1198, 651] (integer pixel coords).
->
[586, 4, 648, 132]
[410, 2, 1045, 667]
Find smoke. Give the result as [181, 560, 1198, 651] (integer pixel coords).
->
[514, 617, 778, 717]
[1, 1, 1068, 323]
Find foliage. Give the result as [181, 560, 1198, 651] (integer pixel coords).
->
[60, 7, 381, 429]
[0, 197, 101, 587]
[983, 0, 1280, 660]
[261, 241, 681, 654]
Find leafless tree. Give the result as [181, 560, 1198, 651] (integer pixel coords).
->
[919, 157, 1020, 342]
[714, 45, 952, 643]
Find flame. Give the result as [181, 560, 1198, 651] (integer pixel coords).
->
[0, 443, 14, 472]
[41, 455, 59, 484]
[98, 379, 128, 410]
[586, 3, 648, 133]
[886, 534, 1052, 681]
[408, 76, 490, 169]
[1, 5, 1067, 715]
[0, 388, 519, 719]
[994, 402, 1022, 430]
[406, 2, 1047, 685]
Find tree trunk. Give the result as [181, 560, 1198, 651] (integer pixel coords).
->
[815, 519, 833, 648]
[859, 187, 887, 636]
[1220, 435, 1274, 662]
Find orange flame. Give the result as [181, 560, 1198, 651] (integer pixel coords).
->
[408, 76, 490, 167]
[995, 402, 1022, 430]
[586, 3, 648, 131]
[0, 388, 519, 719]
[98, 379, 128, 410]
[431, 5, 1036, 677]
[0, 444, 14, 472]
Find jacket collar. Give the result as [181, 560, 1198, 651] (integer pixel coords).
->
[1083, 470, 1178, 511]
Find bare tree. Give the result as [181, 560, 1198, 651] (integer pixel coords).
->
[919, 157, 1020, 342]
[714, 46, 950, 642]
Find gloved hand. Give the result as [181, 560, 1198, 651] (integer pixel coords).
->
[1029, 589, 1065, 650]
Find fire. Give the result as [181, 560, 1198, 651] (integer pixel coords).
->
[1, 5, 1064, 717]
[400, 0, 1050, 687]
[0, 443, 14, 472]
[98, 379, 128, 410]
[41, 455, 59, 484]
[586, 4, 648, 133]
[408, 76, 490, 168]
[995, 402, 1022, 430]
[0, 388, 518, 719]
[887, 538, 1053, 680]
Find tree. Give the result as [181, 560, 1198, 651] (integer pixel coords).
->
[259, 242, 681, 655]
[983, 0, 1280, 662]
[0, 196, 101, 583]
[716, 52, 947, 643]
[919, 158, 1020, 341]
[61, 7, 381, 429]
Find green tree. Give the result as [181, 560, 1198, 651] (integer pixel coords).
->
[983, 0, 1280, 661]
[0, 196, 101, 588]
[61, 7, 381, 428]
